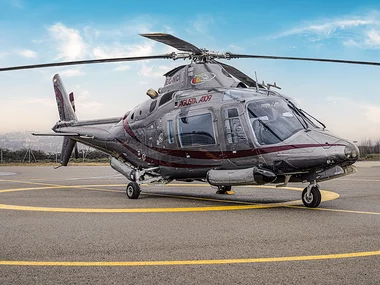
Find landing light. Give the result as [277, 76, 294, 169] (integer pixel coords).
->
[344, 145, 358, 159]
[146, 88, 158, 99]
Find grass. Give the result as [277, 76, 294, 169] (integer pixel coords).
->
[359, 153, 380, 161]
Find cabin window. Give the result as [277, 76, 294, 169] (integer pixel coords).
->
[159, 91, 174, 107]
[221, 67, 232, 78]
[149, 100, 157, 113]
[167, 120, 175, 144]
[178, 113, 216, 147]
[224, 108, 247, 144]
[247, 99, 304, 145]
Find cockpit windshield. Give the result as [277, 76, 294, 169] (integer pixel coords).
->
[247, 98, 304, 145]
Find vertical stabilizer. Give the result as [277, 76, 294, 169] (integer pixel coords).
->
[60, 137, 76, 166]
[53, 74, 78, 166]
[53, 74, 77, 122]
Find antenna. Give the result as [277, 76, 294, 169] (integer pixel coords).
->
[267, 82, 281, 90]
[254, 72, 259, 91]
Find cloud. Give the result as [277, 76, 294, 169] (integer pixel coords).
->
[360, 104, 380, 123]
[113, 65, 131, 72]
[320, 97, 380, 140]
[186, 14, 215, 35]
[92, 42, 155, 59]
[59, 68, 85, 77]
[82, 17, 155, 41]
[227, 44, 245, 52]
[138, 63, 175, 78]
[343, 30, 380, 48]
[276, 19, 375, 38]
[18, 49, 37, 58]
[0, 51, 9, 58]
[24, 97, 55, 107]
[10, 0, 24, 9]
[44, 20, 175, 67]
[138, 64, 162, 78]
[75, 90, 104, 117]
[273, 11, 380, 49]
[0, 97, 57, 133]
[363, 30, 380, 48]
[48, 23, 87, 60]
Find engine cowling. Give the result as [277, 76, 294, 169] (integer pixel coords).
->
[206, 167, 277, 186]
[110, 157, 136, 181]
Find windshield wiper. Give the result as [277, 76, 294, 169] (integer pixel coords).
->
[299, 109, 326, 130]
[286, 100, 309, 130]
[247, 108, 283, 142]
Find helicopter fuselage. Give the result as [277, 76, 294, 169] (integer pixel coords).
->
[54, 85, 358, 186]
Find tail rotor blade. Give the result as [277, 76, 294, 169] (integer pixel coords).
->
[69, 92, 76, 112]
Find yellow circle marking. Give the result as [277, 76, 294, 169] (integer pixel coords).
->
[0, 183, 339, 213]
[0, 250, 379, 266]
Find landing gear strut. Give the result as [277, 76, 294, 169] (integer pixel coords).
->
[126, 182, 141, 199]
[216, 186, 234, 195]
[301, 182, 321, 208]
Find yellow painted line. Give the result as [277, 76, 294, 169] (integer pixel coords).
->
[0, 181, 377, 215]
[0, 203, 285, 213]
[141, 192, 259, 205]
[0, 186, 68, 193]
[337, 178, 380, 182]
[0, 183, 340, 213]
[0, 250, 379, 267]
[289, 205, 380, 215]
[0, 185, 122, 194]
[69, 185, 339, 206]
[0, 179, 64, 187]
[0, 185, 259, 205]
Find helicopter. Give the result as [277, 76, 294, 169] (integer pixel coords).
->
[4, 32, 377, 208]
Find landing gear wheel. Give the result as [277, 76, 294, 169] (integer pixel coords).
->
[126, 182, 141, 199]
[302, 185, 321, 208]
[216, 186, 233, 194]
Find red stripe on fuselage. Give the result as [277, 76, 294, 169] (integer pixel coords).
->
[123, 119, 139, 141]
[115, 138, 219, 169]
[121, 120, 344, 161]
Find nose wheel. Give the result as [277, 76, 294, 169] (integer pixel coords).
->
[126, 182, 141, 199]
[302, 183, 321, 208]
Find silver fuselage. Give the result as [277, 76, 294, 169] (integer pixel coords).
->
[54, 86, 358, 183]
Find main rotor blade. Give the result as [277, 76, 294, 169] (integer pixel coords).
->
[215, 60, 263, 88]
[229, 54, 380, 67]
[141, 33, 203, 54]
[0, 54, 172, 72]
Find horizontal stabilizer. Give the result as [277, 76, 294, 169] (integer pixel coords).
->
[32, 132, 79, 137]
[73, 117, 122, 126]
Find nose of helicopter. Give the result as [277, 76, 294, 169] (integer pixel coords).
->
[270, 131, 359, 174]
[334, 140, 360, 164]
[307, 131, 360, 166]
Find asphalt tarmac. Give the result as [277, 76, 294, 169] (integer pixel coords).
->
[0, 162, 379, 284]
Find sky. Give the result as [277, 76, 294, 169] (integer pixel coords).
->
[0, 0, 380, 142]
